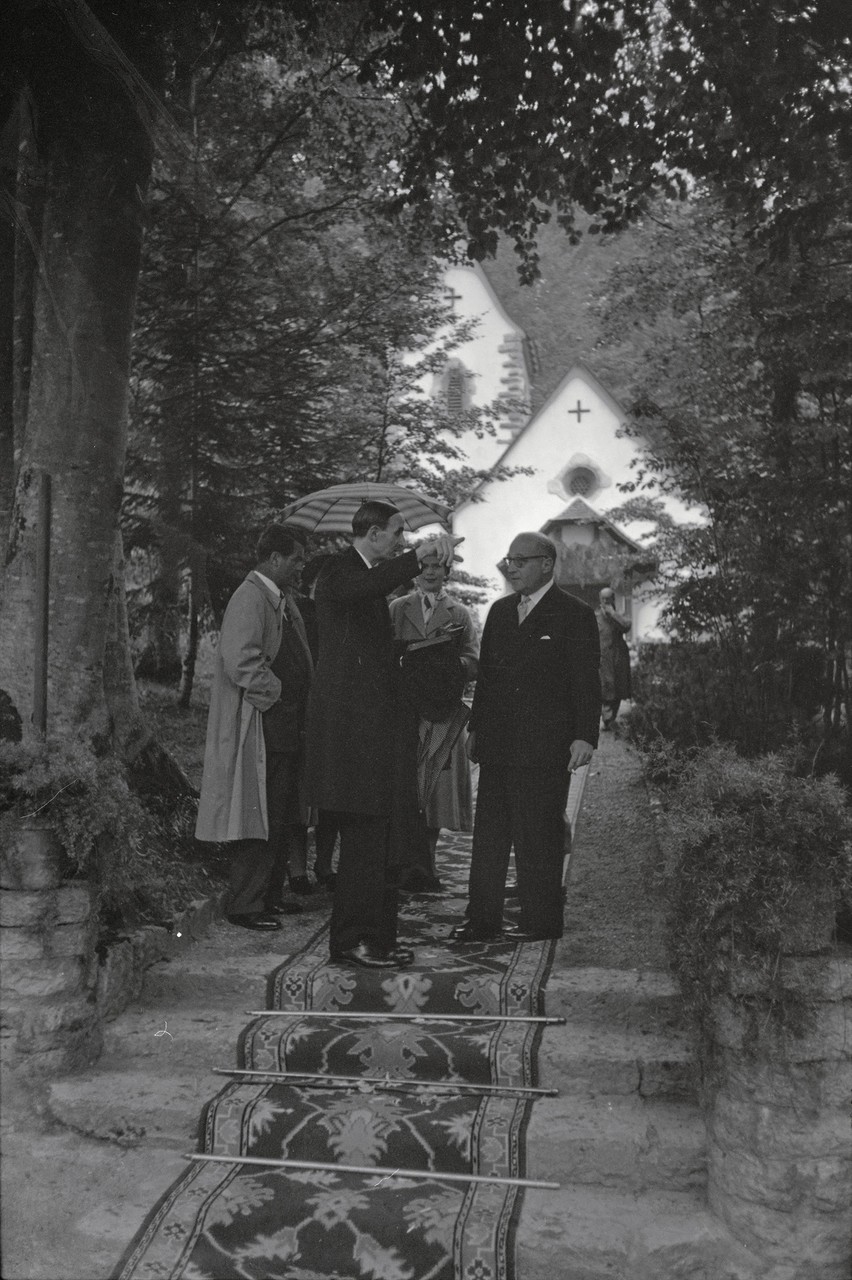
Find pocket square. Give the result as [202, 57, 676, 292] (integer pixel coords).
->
[540, 635, 552, 640]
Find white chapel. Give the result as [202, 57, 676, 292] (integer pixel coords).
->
[424, 263, 699, 641]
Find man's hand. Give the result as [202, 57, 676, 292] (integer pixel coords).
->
[417, 533, 464, 568]
[568, 739, 595, 771]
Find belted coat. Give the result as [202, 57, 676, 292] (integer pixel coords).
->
[389, 588, 479, 829]
[195, 573, 284, 843]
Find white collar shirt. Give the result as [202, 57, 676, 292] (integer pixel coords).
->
[517, 577, 554, 619]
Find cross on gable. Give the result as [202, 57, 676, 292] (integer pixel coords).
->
[567, 400, 590, 421]
[444, 285, 464, 309]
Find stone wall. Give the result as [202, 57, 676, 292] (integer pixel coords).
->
[1, 819, 226, 1073]
[706, 954, 852, 1280]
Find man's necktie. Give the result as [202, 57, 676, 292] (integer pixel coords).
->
[423, 593, 434, 622]
[517, 594, 532, 622]
[281, 595, 290, 624]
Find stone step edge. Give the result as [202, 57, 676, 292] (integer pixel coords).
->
[95, 888, 229, 1023]
[514, 1182, 765, 1279]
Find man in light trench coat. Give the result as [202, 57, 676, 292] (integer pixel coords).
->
[195, 524, 312, 931]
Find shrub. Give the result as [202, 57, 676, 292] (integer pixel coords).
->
[654, 742, 852, 1051]
[0, 738, 225, 931]
[627, 639, 829, 761]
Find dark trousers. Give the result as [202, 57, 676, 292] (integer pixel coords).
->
[265, 750, 308, 903]
[313, 811, 340, 877]
[227, 750, 307, 916]
[327, 812, 400, 955]
[467, 764, 571, 939]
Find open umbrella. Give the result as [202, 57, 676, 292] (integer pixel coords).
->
[281, 482, 452, 534]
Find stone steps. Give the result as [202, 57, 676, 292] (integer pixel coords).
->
[47, 1068, 221, 1149]
[514, 963, 753, 1279]
[543, 965, 684, 1031]
[537, 1017, 696, 1099]
[526, 1094, 706, 1192]
[514, 1184, 766, 1280]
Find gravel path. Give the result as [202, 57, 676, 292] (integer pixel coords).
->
[562, 726, 669, 971]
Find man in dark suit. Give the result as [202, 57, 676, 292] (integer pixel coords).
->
[305, 501, 462, 969]
[452, 531, 601, 943]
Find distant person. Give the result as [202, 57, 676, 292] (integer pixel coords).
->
[389, 548, 479, 893]
[305, 501, 462, 969]
[195, 525, 311, 930]
[596, 587, 632, 729]
[452, 532, 600, 943]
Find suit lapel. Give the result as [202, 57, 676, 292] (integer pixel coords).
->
[404, 593, 429, 638]
[429, 595, 454, 633]
[284, 596, 313, 671]
[501, 589, 560, 659]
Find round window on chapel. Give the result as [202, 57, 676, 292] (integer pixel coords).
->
[568, 467, 596, 497]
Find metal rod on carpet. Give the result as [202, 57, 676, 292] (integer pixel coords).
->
[184, 1151, 560, 1190]
[213, 1067, 557, 1097]
[247, 1010, 565, 1025]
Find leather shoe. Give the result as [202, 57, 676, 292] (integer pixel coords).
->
[226, 913, 281, 931]
[330, 942, 398, 969]
[449, 922, 501, 943]
[266, 901, 303, 915]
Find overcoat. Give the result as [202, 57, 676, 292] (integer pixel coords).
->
[305, 546, 422, 815]
[389, 589, 479, 829]
[471, 584, 601, 768]
[195, 573, 283, 843]
[596, 607, 632, 702]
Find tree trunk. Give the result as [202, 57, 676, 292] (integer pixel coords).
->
[177, 567, 200, 708]
[0, 129, 15, 555]
[0, 36, 153, 747]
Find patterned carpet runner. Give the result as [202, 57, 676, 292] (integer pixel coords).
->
[114, 810, 582, 1280]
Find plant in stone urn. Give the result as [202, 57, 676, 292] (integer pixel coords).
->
[0, 738, 206, 927]
[656, 744, 852, 1274]
[661, 744, 852, 1046]
[1, 739, 125, 889]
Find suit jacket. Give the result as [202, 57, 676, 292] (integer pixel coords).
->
[388, 590, 479, 680]
[263, 594, 313, 754]
[305, 545, 422, 815]
[470, 583, 601, 769]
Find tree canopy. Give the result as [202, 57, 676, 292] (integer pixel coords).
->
[1, 0, 850, 757]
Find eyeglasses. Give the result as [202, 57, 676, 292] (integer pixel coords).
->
[499, 555, 549, 568]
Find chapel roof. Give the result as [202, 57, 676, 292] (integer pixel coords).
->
[541, 496, 644, 553]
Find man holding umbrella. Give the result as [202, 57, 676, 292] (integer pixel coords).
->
[304, 499, 462, 969]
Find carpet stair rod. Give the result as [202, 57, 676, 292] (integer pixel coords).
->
[214, 1067, 557, 1096]
[185, 1152, 560, 1190]
[247, 1009, 565, 1024]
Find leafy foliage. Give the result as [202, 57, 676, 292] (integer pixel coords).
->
[598, 194, 851, 780]
[125, 30, 517, 678]
[627, 641, 827, 762]
[0, 739, 225, 929]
